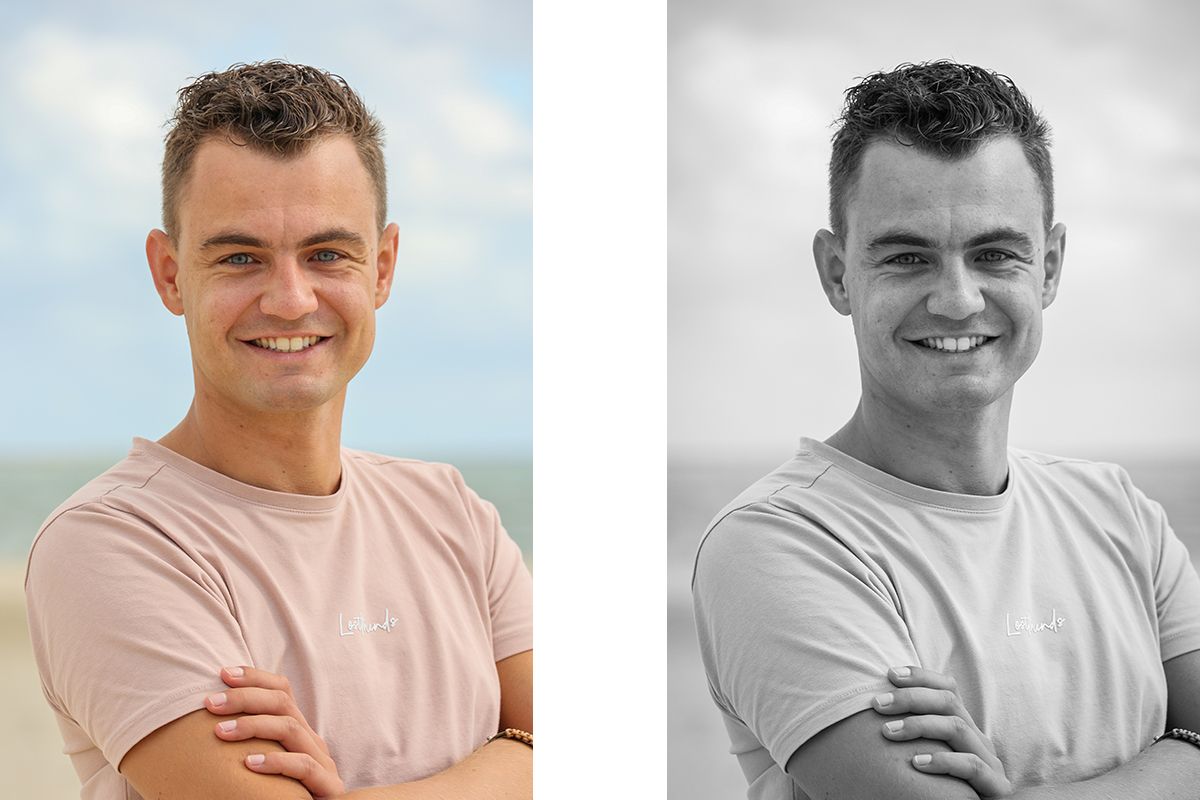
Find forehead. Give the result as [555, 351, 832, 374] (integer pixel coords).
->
[176, 135, 376, 246]
[844, 137, 1045, 246]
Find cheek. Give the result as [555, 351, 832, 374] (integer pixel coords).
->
[854, 288, 906, 340]
[323, 281, 377, 320]
[184, 282, 257, 336]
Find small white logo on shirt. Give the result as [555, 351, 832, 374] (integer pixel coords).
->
[338, 608, 399, 637]
[1006, 608, 1066, 637]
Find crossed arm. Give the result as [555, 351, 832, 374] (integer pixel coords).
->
[119, 649, 532, 800]
[785, 648, 1200, 800]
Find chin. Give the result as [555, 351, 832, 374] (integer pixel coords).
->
[921, 384, 1008, 412]
[245, 384, 340, 413]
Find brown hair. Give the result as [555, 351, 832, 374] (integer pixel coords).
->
[161, 60, 386, 239]
[829, 61, 1053, 238]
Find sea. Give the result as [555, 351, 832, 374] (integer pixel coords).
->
[0, 454, 532, 565]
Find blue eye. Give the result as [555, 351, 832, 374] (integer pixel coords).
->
[978, 250, 1011, 263]
[313, 250, 341, 263]
[225, 253, 255, 266]
[887, 253, 925, 266]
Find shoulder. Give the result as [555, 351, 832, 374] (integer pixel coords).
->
[1009, 448, 1173, 555]
[693, 448, 844, 586]
[27, 449, 175, 574]
[704, 448, 839, 534]
[341, 448, 502, 537]
[343, 447, 464, 485]
[1010, 447, 1148, 510]
[342, 448, 480, 505]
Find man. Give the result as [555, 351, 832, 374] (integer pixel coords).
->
[25, 61, 532, 799]
[692, 61, 1200, 799]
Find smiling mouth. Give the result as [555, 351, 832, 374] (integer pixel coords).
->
[248, 335, 327, 353]
[912, 335, 997, 353]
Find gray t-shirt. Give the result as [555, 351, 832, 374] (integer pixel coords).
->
[692, 438, 1200, 799]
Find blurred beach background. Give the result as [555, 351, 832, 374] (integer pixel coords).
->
[669, 0, 1200, 797]
[1, 0, 529, 795]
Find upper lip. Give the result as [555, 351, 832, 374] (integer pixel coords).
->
[240, 334, 329, 340]
[905, 333, 998, 340]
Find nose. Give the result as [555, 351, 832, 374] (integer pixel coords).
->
[926, 259, 985, 320]
[259, 257, 319, 320]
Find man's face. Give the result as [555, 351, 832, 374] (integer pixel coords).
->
[151, 135, 397, 415]
[816, 136, 1065, 416]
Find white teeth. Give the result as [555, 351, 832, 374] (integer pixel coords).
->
[252, 336, 322, 352]
[920, 336, 990, 353]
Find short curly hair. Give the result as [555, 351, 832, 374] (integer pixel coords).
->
[828, 61, 1053, 237]
[161, 60, 386, 240]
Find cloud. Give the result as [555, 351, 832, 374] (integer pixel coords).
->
[0, 24, 185, 245]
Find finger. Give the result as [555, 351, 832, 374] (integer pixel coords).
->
[214, 714, 327, 760]
[221, 665, 294, 696]
[881, 714, 998, 762]
[887, 665, 958, 693]
[872, 686, 964, 717]
[911, 751, 1011, 798]
[206, 687, 297, 717]
[245, 751, 345, 799]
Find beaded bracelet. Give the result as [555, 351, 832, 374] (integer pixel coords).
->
[487, 727, 533, 748]
[1154, 728, 1200, 751]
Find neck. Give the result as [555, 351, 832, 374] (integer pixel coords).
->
[158, 391, 346, 496]
[826, 393, 1012, 496]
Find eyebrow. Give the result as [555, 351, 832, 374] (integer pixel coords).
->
[865, 227, 1036, 252]
[199, 228, 368, 250]
[200, 232, 266, 250]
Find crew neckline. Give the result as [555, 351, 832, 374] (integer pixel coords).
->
[798, 437, 1014, 513]
[130, 437, 347, 513]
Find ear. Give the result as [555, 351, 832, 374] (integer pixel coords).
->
[373, 222, 399, 309]
[1040, 222, 1066, 309]
[146, 229, 185, 316]
[813, 229, 852, 316]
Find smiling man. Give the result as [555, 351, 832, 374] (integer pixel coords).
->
[692, 61, 1200, 799]
[25, 62, 531, 800]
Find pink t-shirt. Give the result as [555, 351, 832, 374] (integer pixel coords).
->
[25, 438, 532, 799]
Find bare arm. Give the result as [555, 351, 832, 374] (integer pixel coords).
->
[122, 650, 532, 799]
[121, 708, 313, 800]
[789, 651, 1200, 800]
[786, 709, 981, 800]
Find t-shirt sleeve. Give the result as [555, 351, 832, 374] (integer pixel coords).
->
[692, 501, 919, 771]
[455, 477, 532, 663]
[25, 504, 254, 770]
[1128, 478, 1200, 661]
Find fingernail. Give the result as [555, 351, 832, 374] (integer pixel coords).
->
[885, 720, 904, 733]
[874, 692, 894, 709]
[246, 754, 265, 767]
[892, 666, 911, 678]
[207, 692, 227, 708]
[224, 666, 244, 678]
[913, 754, 932, 767]
[217, 720, 237, 733]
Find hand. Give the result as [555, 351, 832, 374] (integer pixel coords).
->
[206, 665, 346, 799]
[874, 665, 1013, 798]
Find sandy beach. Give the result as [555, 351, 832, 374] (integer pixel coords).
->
[0, 561, 81, 798]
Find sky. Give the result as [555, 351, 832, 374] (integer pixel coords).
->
[669, 0, 1200, 462]
[0, 0, 531, 460]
